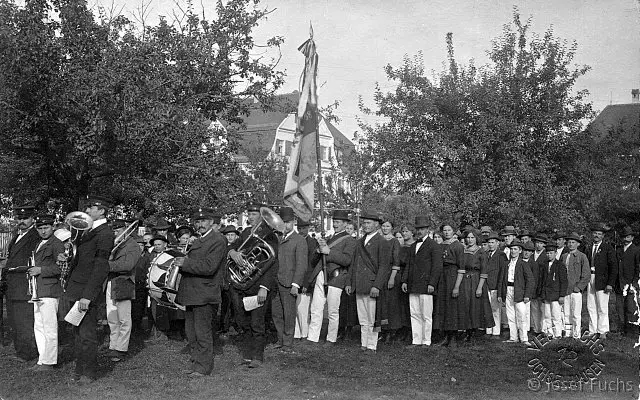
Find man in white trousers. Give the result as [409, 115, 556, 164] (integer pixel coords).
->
[306, 210, 356, 346]
[28, 215, 65, 371]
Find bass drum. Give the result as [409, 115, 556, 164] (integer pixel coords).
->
[147, 252, 185, 311]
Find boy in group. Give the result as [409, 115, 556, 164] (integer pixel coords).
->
[539, 243, 567, 339]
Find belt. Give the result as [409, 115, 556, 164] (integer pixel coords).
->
[507, 282, 514, 287]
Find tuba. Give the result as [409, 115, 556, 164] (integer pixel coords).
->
[227, 206, 285, 291]
[59, 211, 93, 290]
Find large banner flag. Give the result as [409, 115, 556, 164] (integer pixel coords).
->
[283, 30, 319, 222]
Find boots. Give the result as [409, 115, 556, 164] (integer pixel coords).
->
[436, 331, 453, 347]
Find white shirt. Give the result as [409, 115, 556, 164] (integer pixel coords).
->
[624, 242, 632, 252]
[15, 225, 34, 243]
[364, 232, 377, 246]
[92, 218, 107, 230]
[507, 258, 517, 282]
[591, 242, 601, 260]
[36, 238, 49, 253]
[555, 247, 564, 260]
[533, 250, 543, 261]
[415, 238, 424, 254]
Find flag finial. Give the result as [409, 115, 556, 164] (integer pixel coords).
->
[309, 22, 313, 40]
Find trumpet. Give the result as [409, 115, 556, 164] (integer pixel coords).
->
[27, 251, 41, 303]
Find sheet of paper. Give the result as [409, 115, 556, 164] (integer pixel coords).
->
[64, 301, 87, 326]
[242, 295, 263, 312]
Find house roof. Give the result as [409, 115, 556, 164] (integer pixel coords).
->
[587, 103, 640, 139]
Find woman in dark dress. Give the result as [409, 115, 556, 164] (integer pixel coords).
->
[456, 228, 495, 342]
[435, 224, 465, 346]
[396, 224, 416, 341]
[380, 220, 402, 342]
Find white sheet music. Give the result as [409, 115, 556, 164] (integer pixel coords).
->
[64, 301, 87, 326]
[242, 295, 263, 312]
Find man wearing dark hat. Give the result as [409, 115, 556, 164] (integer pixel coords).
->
[615, 226, 640, 334]
[106, 220, 140, 362]
[3, 205, 40, 361]
[500, 225, 517, 258]
[66, 195, 114, 382]
[220, 225, 240, 246]
[553, 232, 568, 260]
[498, 240, 534, 345]
[131, 235, 152, 337]
[561, 232, 590, 338]
[518, 230, 532, 244]
[485, 231, 507, 337]
[228, 202, 279, 368]
[172, 207, 226, 377]
[307, 209, 356, 346]
[345, 211, 392, 352]
[270, 207, 307, 352]
[539, 243, 567, 339]
[294, 218, 316, 340]
[401, 216, 443, 347]
[30, 214, 65, 370]
[153, 218, 172, 242]
[521, 241, 543, 335]
[529, 233, 549, 335]
[585, 223, 617, 337]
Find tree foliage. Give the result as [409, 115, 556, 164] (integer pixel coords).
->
[356, 10, 596, 231]
[0, 0, 284, 217]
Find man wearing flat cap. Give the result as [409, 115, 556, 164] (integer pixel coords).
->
[585, 223, 617, 337]
[615, 226, 640, 334]
[3, 205, 40, 361]
[561, 232, 590, 338]
[30, 214, 65, 370]
[228, 202, 279, 368]
[66, 195, 114, 382]
[105, 219, 140, 362]
[172, 207, 227, 377]
[345, 211, 392, 352]
[270, 207, 307, 353]
[307, 209, 356, 346]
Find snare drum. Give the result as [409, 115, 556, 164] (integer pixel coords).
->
[147, 252, 184, 311]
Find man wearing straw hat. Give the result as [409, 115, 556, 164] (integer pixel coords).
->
[345, 210, 392, 353]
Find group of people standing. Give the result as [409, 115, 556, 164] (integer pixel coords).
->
[1, 197, 637, 383]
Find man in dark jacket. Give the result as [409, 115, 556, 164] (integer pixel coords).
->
[485, 231, 507, 337]
[271, 207, 307, 352]
[173, 207, 226, 377]
[615, 226, 640, 334]
[401, 216, 443, 347]
[294, 218, 317, 340]
[106, 219, 140, 362]
[66, 195, 114, 383]
[539, 243, 567, 339]
[29, 214, 65, 370]
[307, 209, 356, 346]
[345, 210, 392, 353]
[3, 205, 40, 361]
[228, 203, 279, 368]
[498, 240, 534, 345]
[585, 223, 617, 337]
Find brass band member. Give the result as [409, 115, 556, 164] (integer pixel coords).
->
[65, 195, 114, 383]
[106, 219, 140, 362]
[4, 205, 40, 361]
[173, 207, 226, 377]
[228, 202, 279, 368]
[30, 214, 65, 370]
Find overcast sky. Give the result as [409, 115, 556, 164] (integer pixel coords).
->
[113, 0, 639, 139]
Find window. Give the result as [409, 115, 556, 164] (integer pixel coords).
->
[275, 139, 284, 155]
[285, 140, 292, 156]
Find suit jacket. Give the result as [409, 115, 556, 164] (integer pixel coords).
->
[616, 243, 640, 291]
[401, 238, 443, 294]
[309, 231, 357, 289]
[498, 257, 535, 303]
[67, 222, 114, 303]
[586, 241, 617, 291]
[277, 231, 308, 288]
[486, 249, 508, 290]
[562, 250, 591, 295]
[4, 227, 40, 300]
[347, 232, 392, 294]
[301, 234, 318, 291]
[107, 236, 139, 300]
[539, 259, 568, 302]
[33, 236, 65, 298]
[176, 229, 227, 306]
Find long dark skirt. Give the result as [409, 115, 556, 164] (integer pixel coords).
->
[457, 271, 495, 330]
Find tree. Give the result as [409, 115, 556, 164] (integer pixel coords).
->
[0, 0, 284, 217]
[356, 10, 594, 231]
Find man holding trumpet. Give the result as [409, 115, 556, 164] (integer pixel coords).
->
[29, 214, 65, 371]
[172, 207, 227, 377]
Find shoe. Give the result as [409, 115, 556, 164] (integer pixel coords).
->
[248, 359, 263, 368]
[421, 344, 430, 348]
[367, 348, 376, 354]
[239, 358, 252, 366]
[32, 364, 54, 372]
[266, 343, 283, 350]
[279, 347, 296, 354]
[503, 339, 518, 343]
[404, 344, 420, 349]
[522, 341, 532, 346]
[187, 372, 205, 378]
[360, 346, 367, 351]
[322, 341, 335, 348]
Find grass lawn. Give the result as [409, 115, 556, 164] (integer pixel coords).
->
[0, 325, 637, 400]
